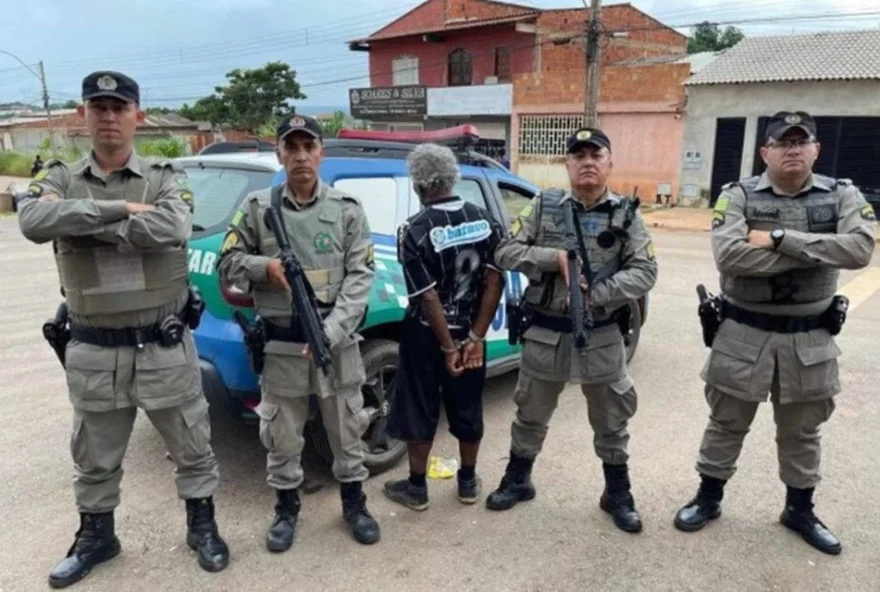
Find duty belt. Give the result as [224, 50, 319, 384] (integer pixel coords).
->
[264, 322, 305, 343]
[530, 310, 619, 334]
[70, 312, 187, 348]
[720, 301, 826, 333]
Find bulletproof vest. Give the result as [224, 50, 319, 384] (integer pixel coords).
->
[721, 175, 841, 304]
[524, 188, 636, 315]
[252, 184, 347, 322]
[54, 158, 189, 316]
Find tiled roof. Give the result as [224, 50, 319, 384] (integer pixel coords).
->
[349, 12, 538, 44]
[686, 29, 880, 85]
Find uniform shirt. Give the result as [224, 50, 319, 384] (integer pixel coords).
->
[397, 197, 504, 329]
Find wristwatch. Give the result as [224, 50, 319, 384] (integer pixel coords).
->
[770, 228, 785, 250]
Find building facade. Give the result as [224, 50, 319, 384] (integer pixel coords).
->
[348, 0, 693, 198]
[679, 29, 880, 205]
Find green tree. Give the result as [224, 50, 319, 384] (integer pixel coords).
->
[687, 21, 745, 53]
[179, 61, 306, 133]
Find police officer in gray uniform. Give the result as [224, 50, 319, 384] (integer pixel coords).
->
[217, 115, 380, 550]
[486, 128, 658, 533]
[674, 111, 876, 555]
[18, 71, 229, 588]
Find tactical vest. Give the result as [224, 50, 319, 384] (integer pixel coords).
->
[721, 175, 841, 304]
[524, 188, 637, 316]
[53, 159, 189, 316]
[252, 184, 347, 321]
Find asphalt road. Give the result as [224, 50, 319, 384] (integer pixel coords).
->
[1, 216, 879, 592]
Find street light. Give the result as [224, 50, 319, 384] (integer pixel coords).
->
[0, 49, 57, 156]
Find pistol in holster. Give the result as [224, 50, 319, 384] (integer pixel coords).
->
[695, 284, 723, 348]
[42, 302, 70, 368]
[233, 310, 265, 375]
[506, 296, 532, 345]
[183, 285, 206, 330]
[824, 295, 849, 336]
[616, 305, 634, 346]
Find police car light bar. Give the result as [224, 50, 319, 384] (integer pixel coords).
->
[336, 124, 481, 145]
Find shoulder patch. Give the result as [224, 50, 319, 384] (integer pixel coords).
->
[34, 159, 65, 181]
[860, 203, 876, 221]
[220, 231, 240, 254]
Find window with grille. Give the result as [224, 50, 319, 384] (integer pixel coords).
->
[392, 55, 419, 86]
[494, 47, 512, 82]
[518, 115, 591, 156]
[448, 49, 472, 86]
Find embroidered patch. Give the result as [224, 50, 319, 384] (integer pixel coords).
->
[511, 217, 522, 237]
[807, 205, 837, 233]
[429, 220, 492, 252]
[34, 168, 49, 181]
[711, 211, 726, 230]
[713, 196, 729, 213]
[220, 232, 239, 253]
[313, 231, 333, 254]
[230, 210, 244, 227]
[860, 204, 876, 221]
[27, 183, 43, 197]
[645, 241, 655, 260]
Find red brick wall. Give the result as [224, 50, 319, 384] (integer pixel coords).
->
[369, 0, 535, 40]
[513, 6, 687, 107]
[369, 0, 445, 39]
[369, 24, 536, 87]
[445, 0, 533, 21]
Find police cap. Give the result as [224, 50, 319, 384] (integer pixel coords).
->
[566, 127, 611, 154]
[277, 114, 323, 143]
[82, 71, 139, 104]
[765, 111, 817, 142]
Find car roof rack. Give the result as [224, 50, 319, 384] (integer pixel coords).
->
[328, 125, 505, 170]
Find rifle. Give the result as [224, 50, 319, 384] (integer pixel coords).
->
[563, 200, 594, 351]
[696, 284, 722, 347]
[42, 302, 70, 368]
[263, 205, 333, 377]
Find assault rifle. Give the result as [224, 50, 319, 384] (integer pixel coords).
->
[263, 206, 333, 377]
[563, 200, 595, 351]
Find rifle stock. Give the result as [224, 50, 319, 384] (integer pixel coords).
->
[263, 206, 333, 377]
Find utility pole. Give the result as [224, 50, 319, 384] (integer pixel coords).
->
[38, 61, 58, 157]
[584, 0, 601, 127]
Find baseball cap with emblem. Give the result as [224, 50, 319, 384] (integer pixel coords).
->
[277, 114, 323, 142]
[765, 111, 817, 142]
[566, 127, 612, 153]
[82, 71, 140, 104]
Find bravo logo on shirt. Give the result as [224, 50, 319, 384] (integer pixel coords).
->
[429, 220, 492, 252]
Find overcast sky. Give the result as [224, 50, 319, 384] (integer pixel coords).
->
[1, 0, 877, 110]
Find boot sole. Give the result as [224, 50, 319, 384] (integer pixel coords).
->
[779, 514, 842, 556]
[674, 508, 721, 533]
[48, 539, 121, 589]
[265, 536, 294, 553]
[383, 490, 429, 511]
[485, 488, 536, 511]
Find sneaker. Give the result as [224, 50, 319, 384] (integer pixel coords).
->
[457, 474, 482, 505]
[383, 479, 429, 511]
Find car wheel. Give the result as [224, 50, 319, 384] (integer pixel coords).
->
[305, 338, 407, 476]
[624, 300, 642, 363]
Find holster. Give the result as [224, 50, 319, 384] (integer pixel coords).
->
[506, 297, 531, 345]
[616, 305, 633, 346]
[823, 295, 849, 336]
[233, 310, 265, 375]
[42, 302, 70, 368]
[183, 285, 206, 330]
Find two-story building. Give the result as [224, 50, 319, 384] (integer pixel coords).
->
[348, 0, 695, 199]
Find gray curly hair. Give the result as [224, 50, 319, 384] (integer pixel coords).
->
[406, 143, 461, 194]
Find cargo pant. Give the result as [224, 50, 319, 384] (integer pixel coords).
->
[256, 337, 371, 489]
[695, 319, 840, 489]
[64, 332, 219, 513]
[511, 324, 637, 464]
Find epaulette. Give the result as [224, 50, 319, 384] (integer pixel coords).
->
[539, 187, 566, 207]
[721, 181, 741, 191]
[836, 178, 853, 187]
[150, 158, 183, 173]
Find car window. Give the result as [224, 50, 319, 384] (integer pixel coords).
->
[498, 182, 537, 228]
[332, 177, 399, 236]
[456, 178, 489, 211]
[183, 166, 275, 236]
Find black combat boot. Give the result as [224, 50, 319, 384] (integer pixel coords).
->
[48, 512, 121, 589]
[674, 474, 726, 532]
[340, 481, 380, 545]
[780, 486, 841, 555]
[485, 453, 537, 511]
[599, 463, 643, 533]
[266, 488, 301, 552]
[185, 497, 229, 572]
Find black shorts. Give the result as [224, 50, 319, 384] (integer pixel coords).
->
[387, 317, 487, 443]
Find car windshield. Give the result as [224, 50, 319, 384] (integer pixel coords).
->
[183, 166, 276, 235]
